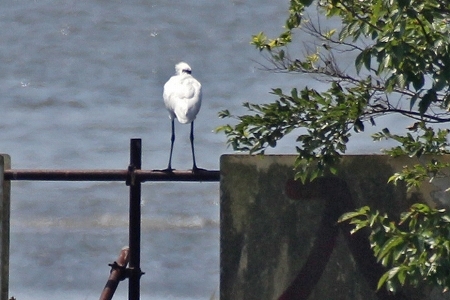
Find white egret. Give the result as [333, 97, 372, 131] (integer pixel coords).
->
[163, 62, 202, 172]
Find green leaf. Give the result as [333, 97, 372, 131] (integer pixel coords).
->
[377, 267, 402, 291]
[433, 74, 447, 92]
[377, 236, 405, 262]
[409, 93, 420, 111]
[441, 215, 450, 223]
[418, 90, 437, 115]
[354, 118, 364, 133]
[396, 73, 406, 89]
[299, 0, 313, 5]
[377, 270, 391, 290]
[397, 0, 410, 8]
[411, 203, 432, 213]
[355, 49, 370, 74]
[324, 29, 336, 39]
[412, 73, 425, 90]
[218, 109, 231, 118]
[286, 13, 301, 30]
[338, 207, 370, 223]
[397, 267, 407, 285]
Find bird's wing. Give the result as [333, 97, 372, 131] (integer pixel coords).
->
[163, 75, 202, 123]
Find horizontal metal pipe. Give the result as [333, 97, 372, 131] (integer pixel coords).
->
[3, 169, 220, 182]
[4, 169, 126, 181]
[137, 169, 220, 182]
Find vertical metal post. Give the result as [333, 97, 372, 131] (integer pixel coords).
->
[0, 155, 10, 300]
[128, 139, 142, 300]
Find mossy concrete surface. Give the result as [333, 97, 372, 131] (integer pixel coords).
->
[220, 154, 450, 300]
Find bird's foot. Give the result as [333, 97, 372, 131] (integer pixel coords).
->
[192, 166, 207, 174]
[153, 167, 175, 173]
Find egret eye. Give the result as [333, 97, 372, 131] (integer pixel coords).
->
[184, 70, 192, 74]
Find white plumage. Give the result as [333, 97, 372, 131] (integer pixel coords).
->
[163, 62, 202, 171]
[164, 62, 202, 124]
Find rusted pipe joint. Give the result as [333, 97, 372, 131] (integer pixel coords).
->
[108, 261, 128, 281]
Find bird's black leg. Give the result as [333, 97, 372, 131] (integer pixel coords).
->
[152, 119, 175, 172]
[167, 119, 175, 171]
[190, 121, 198, 171]
[190, 121, 205, 173]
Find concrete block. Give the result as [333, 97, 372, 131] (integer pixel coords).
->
[220, 155, 450, 300]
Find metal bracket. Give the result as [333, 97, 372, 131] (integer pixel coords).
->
[126, 267, 145, 278]
[108, 261, 128, 282]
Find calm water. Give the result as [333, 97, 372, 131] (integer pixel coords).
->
[0, 1, 404, 299]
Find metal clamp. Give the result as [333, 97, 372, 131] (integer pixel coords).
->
[108, 261, 128, 281]
[126, 267, 145, 278]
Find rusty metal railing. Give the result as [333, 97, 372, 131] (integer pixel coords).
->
[3, 138, 220, 300]
[4, 168, 220, 182]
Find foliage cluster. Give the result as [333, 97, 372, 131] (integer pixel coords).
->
[340, 204, 450, 293]
[218, 0, 450, 181]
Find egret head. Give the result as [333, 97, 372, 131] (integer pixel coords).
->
[175, 62, 192, 75]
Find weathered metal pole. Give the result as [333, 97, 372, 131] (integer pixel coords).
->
[4, 169, 220, 182]
[0, 155, 10, 300]
[127, 139, 143, 300]
[99, 247, 130, 300]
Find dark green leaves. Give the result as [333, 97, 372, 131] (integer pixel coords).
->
[285, 12, 301, 30]
[354, 118, 364, 133]
[419, 90, 437, 116]
[340, 204, 450, 293]
[355, 48, 372, 74]
[218, 82, 372, 182]
[298, 0, 313, 5]
[411, 72, 425, 91]
[373, 122, 450, 157]
[227, 0, 450, 184]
